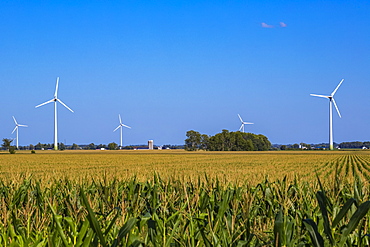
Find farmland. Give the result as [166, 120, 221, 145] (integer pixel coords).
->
[1, 150, 370, 246]
[1, 150, 365, 184]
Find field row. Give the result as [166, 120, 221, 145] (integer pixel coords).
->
[1, 150, 365, 185]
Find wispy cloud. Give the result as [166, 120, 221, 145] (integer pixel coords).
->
[280, 22, 287, 27]
[261, 22, 274, 28]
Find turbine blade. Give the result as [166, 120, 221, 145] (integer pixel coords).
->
[57, 99, 74, 113]
[54, 77, 59, 98]
[239, 124, 243, 131]
[12, 116, 17, 125]
[238, 114, 243, 122]
[332, 98, 342, 118]
[19, 124, 28, 127]
[119, 114, 122, 124]
[35, 99, 54, 108]
[244, 122, 254, 124]
[331, 79, 344, 96]
[310, 94, 329, 99]
[121, 124, 131, 129]
[11, 126, 18, 134]
[113, 125, 121, 132]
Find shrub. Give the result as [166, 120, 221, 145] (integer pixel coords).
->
[9, 146, 16, 154]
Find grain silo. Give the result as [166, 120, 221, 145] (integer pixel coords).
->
[148, 140, 154, 150]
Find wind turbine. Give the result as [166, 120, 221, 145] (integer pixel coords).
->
[310, 79, 344, 150]
[238, 114, 253, 133]
[35, 77, 74, 150]
[113, 114, 131, 149]
[11, 116, 28, 149]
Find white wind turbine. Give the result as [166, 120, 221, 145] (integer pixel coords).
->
[113, 114, 131, 149]
[11, 116, 28, 149]
[238, 114, 253, 133]
[310, 79, 344, 150]
[35, 77, 74, 150]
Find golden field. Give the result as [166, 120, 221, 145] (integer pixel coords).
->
[1, 149, 370, 245]
[1, 149, 369, 184]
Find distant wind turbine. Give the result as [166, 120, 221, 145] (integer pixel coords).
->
[113, 114, 131, 149]
[310, 79, 344, 150]
[11, 116, 28, 149]
[238, 114, 253, 133]
[35, 77, 74, 150]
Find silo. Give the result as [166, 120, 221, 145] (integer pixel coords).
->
[148, 140, 154, 150]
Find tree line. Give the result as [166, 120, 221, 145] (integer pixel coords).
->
[339, 141, 370, 149]
[185, 130, 271, 151]
[0, 140, 119, 151]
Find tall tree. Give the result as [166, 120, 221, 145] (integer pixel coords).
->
[188, 130, 271, 151]
[2, 138, 13, 151]
[88, 143, 96, 150]
[200, 134, 209, 150]
[108, 142, 118, 150]
[185, 130, 201, 151]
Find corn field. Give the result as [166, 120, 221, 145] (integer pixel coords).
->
[1, 151, 370, 246]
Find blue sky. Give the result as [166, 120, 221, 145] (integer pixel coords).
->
[1, 0, 369, 146]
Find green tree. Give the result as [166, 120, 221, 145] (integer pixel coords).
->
[280, 145, 287, 150]
[186, 130, 271, 152]
[88, 143, 96, 150]
[2, 138, 13, 150]
[71, 143, 79, 150]
[200, 134, 209, 150]
[292, 143, 299, 149]
[59, 143, 66, 150]
[185, 130, 201, 151]
[108, 142, 118, 150]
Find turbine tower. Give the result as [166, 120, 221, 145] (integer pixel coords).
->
[11, 116, 28, 149]
[113, 114, 131, 149]
[35, 77, 74, 150]
[238, 114, 253, 133]
[310, 79, 344, 150]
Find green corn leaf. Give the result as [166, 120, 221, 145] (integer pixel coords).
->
[273, 209, 284, 247]
[303, 219, 324, 247]
[332, 198, 356, 228]
[76, 220, 90, 247]
[316, 191, 334, 244]
[80, 188, 107, 247]
[286, 220, 295, 246]
[339, 201, 370, 246]
[64, 216, 77, 237]
[200, 228, 213, 247]
[111, 218, 138, 247]
[236, 240, 250, 247]
[128, 240, 145, 247]
[165, 215, 182, 247]
[104, 208, 121, 236]
[82, 229, 95, 247]
[48, 202, 71, 247]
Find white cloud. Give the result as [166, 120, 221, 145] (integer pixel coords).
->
[261, 22, 274, 28]
[280, 22, 287, 27]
